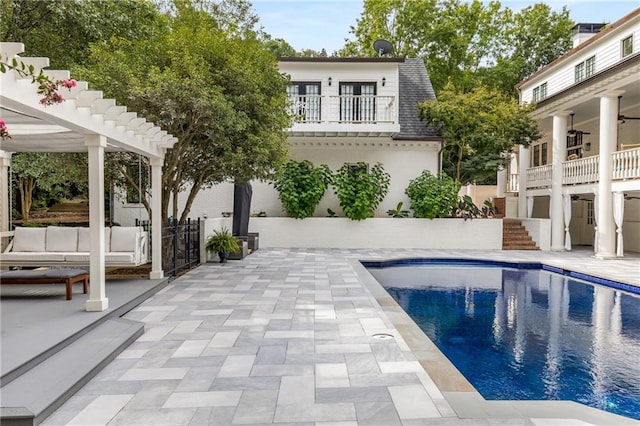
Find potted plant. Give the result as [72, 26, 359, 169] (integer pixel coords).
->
[205, 228, 240, 263]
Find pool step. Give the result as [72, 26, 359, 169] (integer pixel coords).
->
[502, 219, 539, 250]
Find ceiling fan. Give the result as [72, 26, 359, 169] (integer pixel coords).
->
[568, 113, 590, 135]
[617, 96, 640, 123]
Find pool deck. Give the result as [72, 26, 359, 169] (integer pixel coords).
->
[43, 248, 640, 425]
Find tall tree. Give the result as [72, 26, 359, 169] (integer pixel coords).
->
[419, 83, 540, 184]
[10, 153, 87, 221]
[476, 4, 574, 96]
[77, 0, 291, 222]
[341, 0, 573, 96]
[0, 0, 164, 69]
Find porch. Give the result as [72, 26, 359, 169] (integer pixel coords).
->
[0, 277, 169, 425]
[507, 146, 640, 190]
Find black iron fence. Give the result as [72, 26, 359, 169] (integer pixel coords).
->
[136, 218, 201, 277]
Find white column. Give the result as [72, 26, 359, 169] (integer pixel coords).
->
[526, 196, 534, 218]
[595, 91, 622, 259]
[563, 194, 572, 251]
[613, 191, 624, 257]
[551, 112, 570, 251]
[150, 157, 164, 279]
[85, 135, 108, 312]
[0, 150, 12, 232]
[517, 145, 530, 218]
[496, 167, 506, 198]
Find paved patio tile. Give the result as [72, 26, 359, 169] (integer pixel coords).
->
[274, 402, 357, 423]
[40, 248, 639, 425]
[163, 390, 242, 408]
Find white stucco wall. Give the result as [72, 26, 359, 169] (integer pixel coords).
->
[246, 217, 502, 249]
[171, 140, 440, 220]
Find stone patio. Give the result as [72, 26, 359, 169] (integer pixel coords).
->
[41, 248, 640, 425]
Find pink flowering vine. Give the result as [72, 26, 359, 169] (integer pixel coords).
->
[1, 59, 78, 138]
[0, 119, 10, 140]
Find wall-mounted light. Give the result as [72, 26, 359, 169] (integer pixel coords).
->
[585, 142, 591, 151]
[382, 77, 386, 87]
[328, 77, 332, 86]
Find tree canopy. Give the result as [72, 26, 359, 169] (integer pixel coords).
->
[76, 0, 291, 222]
[419, 82, 540, 184]
[340, 0, 574, 96]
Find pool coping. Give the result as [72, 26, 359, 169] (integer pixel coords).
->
[352, 257, 639, 425]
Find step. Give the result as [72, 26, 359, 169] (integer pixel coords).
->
[0, 318, 144, 426]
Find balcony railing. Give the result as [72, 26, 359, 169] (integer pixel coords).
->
[613, 147, 640, 180]
[526, 164, 552, 189]
[520, 147, 640, 190]
[288, 95, 396, 124]
[563, 155, 599, 185]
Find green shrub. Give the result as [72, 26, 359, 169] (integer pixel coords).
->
[273, 160, 332, 219]
[333, 162, 390, 220]
[406, 171, 460, 219]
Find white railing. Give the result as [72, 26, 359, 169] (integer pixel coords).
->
[507, 173, 519, 192]
[612, 147, 640, 180]
[563, 156, 599, 185]
[289, 95, 396, 124]
[526, 165, 552, 189]
[288, 94, 322, 123]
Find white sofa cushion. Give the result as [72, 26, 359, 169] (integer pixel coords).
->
[110, 227, 140, 252]
[46, 226, 78, 252]
[11, 227, 47, 252]
[67, 253, 135, 263]
[2, 252, 67, 262]
[77, 227, 110, 252]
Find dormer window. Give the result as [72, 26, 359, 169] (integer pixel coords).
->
[622, 35, 633, 57]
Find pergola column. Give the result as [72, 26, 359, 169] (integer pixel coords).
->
[0, 150, 12, 233]
[85, 135, 108, 312]
[551, 111, 571, 251]
[150, 157, 164, 279]
[517, 145, 530, 218]
[595, 91, 623, 259]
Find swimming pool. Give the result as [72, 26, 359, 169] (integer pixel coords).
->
[366, 261, 640, 420]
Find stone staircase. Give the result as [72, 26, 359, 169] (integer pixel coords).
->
[502, 219, 539, 250]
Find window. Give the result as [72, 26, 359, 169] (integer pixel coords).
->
[287, 82, 321, 122]
[339, 82, 376, 123]
[576, 56, 596, 82]
[541, 143, 548, 165]
[532, 82, 547, 102]
[587, 200, 594, 225]
[622, 35, 633, 57]
[575, 62, 585, 82]
[585, 56, 595, 77]
[532, 142, 548, 167]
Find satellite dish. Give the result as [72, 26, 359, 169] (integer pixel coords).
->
[373, 39, 393, 56]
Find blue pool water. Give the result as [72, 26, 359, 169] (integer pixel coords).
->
[367, 262, 640, 420]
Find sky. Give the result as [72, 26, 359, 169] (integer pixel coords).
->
[250, 0, 640, 53]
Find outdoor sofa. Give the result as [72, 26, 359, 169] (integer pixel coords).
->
[0, 226, 148, 267]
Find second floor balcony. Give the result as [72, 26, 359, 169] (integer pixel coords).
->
[507, 147, 640, 192]
[287, 94, 400, 137]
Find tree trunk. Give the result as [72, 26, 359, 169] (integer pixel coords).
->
[18, 177, 34, 222]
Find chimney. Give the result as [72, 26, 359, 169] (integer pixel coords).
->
[571, 23, 607, 48]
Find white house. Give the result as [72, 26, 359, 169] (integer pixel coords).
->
[116, 57, 442, 224]
[502, 8, 640, 256]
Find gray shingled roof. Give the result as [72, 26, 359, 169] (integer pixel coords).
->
[395, 58, 440, 140]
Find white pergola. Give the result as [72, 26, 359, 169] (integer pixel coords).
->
[0, 42, 177, 312]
